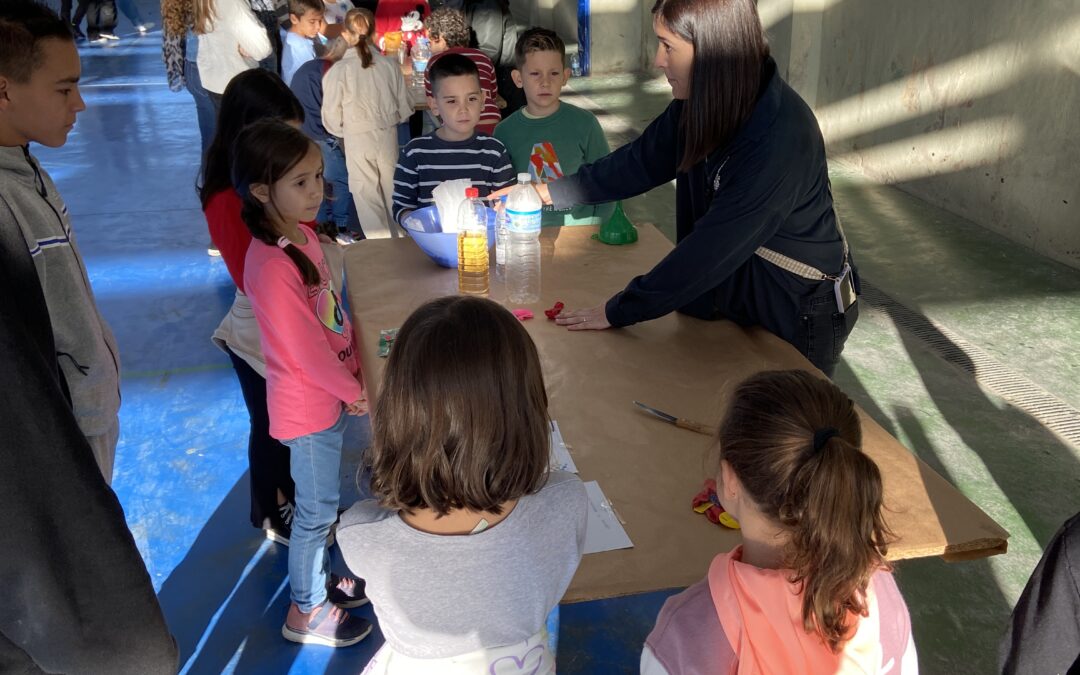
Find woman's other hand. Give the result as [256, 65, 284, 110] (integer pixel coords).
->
[488, 181, 552, 206]
[555, 305, 611, 331]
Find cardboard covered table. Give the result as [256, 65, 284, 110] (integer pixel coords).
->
[343, 224, 1008, 602]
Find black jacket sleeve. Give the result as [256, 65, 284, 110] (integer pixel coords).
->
[603, 135, 802, 327]
[548, 101, 681, 209]
[999, 512, 1080, 675]
[0, 214, 178, 675]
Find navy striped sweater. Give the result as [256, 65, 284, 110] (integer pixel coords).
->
[392, 133, 515, 224]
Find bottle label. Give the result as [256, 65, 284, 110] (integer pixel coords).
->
[506, 208, 542, 233]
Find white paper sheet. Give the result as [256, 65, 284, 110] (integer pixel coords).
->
[583, 481, 634, 554]
[549, 420, 578, 473]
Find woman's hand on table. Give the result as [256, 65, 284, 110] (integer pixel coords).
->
[488, 182, 552, 206]
[555, 305, 611, 331]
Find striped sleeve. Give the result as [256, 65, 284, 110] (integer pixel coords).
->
[488, 139, 516, 191]
[470, 51, 502, 124]
[392, 144, 421, 224]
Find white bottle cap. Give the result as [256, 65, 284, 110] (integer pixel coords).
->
[517, 173, 532, 183]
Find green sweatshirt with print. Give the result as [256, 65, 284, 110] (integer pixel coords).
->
[494, 102, 614, 227]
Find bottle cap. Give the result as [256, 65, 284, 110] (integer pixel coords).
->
[517, 173, 532, 184]
[465, 187, 479, 198]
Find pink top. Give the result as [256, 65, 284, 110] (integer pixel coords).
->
[644, 547, 916, 674]
[244, 223, 362, 439]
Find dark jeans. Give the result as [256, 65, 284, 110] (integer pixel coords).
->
[115, 0, 144, 26]
[794, 291, 859, 378]
[316, 139, 361, 233]
[252, 9, 282, 75]
[225, 348, 295, 529]
[83, 0, 117, 36]
[184, 59, 217, 158]
[687, 280, 859, 379]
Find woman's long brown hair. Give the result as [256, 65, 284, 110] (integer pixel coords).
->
[718, 370, 894, 651]
[651, 0, 769, 172]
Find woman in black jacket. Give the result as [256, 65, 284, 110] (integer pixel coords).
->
[529, 0, 858, 377]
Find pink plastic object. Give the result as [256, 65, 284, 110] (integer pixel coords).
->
[511, 309, 534, 321]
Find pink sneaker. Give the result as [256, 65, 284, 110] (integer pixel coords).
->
[281, 602, 372, 648]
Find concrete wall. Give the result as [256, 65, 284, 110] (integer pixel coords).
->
[581, 0, 646, 73]
[580, 0, 1080, 268]
[768, 0, 1080, 269]
[514, 0, 579, 53]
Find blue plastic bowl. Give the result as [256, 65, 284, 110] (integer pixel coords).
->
[401, 204, 497, 268]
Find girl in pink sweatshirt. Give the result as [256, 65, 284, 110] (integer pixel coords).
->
[642, 370, 918, 675]
[232, 118, 372, 649]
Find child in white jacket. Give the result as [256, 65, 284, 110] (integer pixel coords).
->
[195, 0, 273, 98]
[321, 8, 412, 239]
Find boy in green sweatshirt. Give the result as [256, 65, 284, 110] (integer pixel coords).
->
[494, 27, 613, 227]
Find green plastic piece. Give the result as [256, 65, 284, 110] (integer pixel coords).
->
[592, 201, 638, 245]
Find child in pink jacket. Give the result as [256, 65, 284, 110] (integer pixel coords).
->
[233, 118, 372, 649]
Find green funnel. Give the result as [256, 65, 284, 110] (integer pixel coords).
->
[592, 201, 638, 245]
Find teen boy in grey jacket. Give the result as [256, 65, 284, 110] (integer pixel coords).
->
[0, 3, 177, 672]
[0, 30, 121, 484]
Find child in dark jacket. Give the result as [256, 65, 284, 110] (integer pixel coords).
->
[290, 34, 362, 240]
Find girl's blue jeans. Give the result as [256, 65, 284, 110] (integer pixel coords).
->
[282, 410, 349, 612]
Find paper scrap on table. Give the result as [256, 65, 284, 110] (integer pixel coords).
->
[549, 420, 577, 473]
[583, 481, 633, 554]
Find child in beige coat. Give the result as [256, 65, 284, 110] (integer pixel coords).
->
[322, 9, 413, 239]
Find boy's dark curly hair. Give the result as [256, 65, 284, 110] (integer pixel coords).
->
[425, 7, 469, 48]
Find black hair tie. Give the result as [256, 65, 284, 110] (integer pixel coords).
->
[813, 427, 839, 451]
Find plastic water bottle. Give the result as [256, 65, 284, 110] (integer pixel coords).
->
[457, 187, 489, 295]
[494, 195, 509, 283]
[411, 37, 430, 86]
[505, 173, 542, 304]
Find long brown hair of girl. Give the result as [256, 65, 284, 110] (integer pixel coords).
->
[369, 296, 551, 516]
[718, 370, 894, 651]
[343, 8, 375, 68]
[651, 0, 769, 172]
[229, 119, 321, 287]
[192, 0, 215, 34]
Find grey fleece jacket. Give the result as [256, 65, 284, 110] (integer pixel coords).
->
[0, 145, 120, 438]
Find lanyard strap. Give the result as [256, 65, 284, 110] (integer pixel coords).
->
[711, 159, 849, 281]
[755, 214, 849, 281]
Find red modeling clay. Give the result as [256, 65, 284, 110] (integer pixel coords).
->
[544, 301, 565, 320]
[511, 309, 534, 321]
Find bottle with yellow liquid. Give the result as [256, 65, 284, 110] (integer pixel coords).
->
[457, 186, 489, 295]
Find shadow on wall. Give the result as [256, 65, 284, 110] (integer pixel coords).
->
[762, 0, 1080, 268]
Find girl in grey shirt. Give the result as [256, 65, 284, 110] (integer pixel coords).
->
[337, 296, 587, 673]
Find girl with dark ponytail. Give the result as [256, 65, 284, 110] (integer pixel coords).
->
[642, 370, 917, 674]
[201, 68, 305, 548]
[231, 118, 373, 648]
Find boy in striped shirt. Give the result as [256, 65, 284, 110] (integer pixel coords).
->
[392, 53, 514, 226]
[423, 7, 502, 135]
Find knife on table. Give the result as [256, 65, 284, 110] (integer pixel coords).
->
[633, 401, 717, 437]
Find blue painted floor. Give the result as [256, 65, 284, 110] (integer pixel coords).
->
[38, 23, 666, 675]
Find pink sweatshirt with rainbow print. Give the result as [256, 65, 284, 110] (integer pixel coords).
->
[244, 224, 362, 440]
